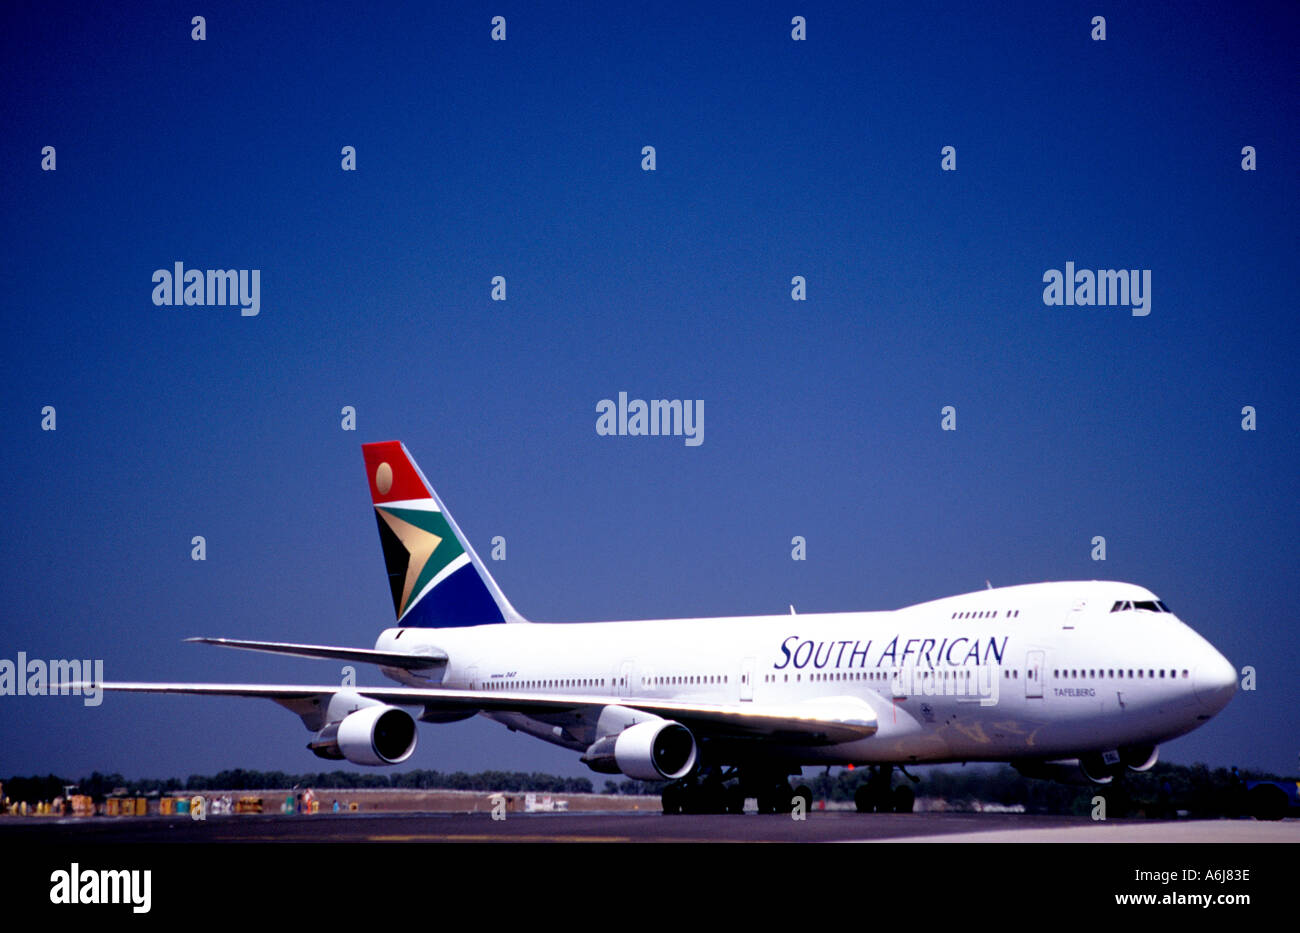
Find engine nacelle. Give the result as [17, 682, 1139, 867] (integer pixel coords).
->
[1078, 753, 1118, 784]
[1120, 744, 1158, 772]
[1016, 746, 1160, 786]
[309, 705, 418, 766]
[582, 719, 698, 781]
[1014, 758, 1113, 786]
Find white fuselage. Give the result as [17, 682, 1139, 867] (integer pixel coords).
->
[373, 580, 1236, 767]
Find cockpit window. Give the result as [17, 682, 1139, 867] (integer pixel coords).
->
[1111, 599, 1171, 613]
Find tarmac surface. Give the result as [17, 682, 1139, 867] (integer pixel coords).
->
[3, 810, 1296, 843]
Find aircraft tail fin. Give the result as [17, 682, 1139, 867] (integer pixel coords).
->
[361, 441, 527, 628]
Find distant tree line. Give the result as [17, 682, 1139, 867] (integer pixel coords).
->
[1, 768, 594, 801]
[3, 762, 1290, 817]
[603, 778, 665, 795]
[387, 770, 594, 794]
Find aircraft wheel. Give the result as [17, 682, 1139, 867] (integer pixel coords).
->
[680, 784, 704, 815]
[699, 780, 727, 814]
[854, 784, 873, 813]
[892, 785, 915, 813]
[661, 784, 683, 815]
[1249, 783, 1288, 821]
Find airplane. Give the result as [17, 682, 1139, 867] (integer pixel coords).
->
[87, 440, 1239, 814]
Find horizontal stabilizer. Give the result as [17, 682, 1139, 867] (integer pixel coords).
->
[185, 637, 447, 671]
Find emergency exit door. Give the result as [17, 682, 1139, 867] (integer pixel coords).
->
[1025, 650, 1044, 699]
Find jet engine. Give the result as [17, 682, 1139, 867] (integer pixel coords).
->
[309, 705, 418, 766]
[1015, 745, 1160, 786]
[1120, 744, 1159, 772]
[1078, 753, 1117, 784]
[582, 718, 698, 781]
[1014, 758, 1112, 785]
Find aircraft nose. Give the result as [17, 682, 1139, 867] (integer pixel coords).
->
[1193, 649, 1237, 713]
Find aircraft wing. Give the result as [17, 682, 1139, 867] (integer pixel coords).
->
[84, 682, 877, 745]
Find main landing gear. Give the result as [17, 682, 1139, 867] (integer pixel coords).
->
[853, 765, 917, 813]
[660, 765, 919, 815]
[660, 767, 812, 815]
[660, 771, 745, 815]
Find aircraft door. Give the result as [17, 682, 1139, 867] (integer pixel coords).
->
[617, 660, 634, 698]
[740, 657, 755, 701]
[1025, 651, 1044, 699]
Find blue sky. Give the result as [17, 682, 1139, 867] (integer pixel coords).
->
[1, 1, 1296, 781]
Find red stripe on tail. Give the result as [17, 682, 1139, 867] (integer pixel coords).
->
[362, 441, 432, 504]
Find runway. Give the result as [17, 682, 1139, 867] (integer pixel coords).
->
[3, 810, 1295, 843]
[8, 811, 1287, 920]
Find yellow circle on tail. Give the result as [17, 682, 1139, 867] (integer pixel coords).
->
[376, 462, 393, 495]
